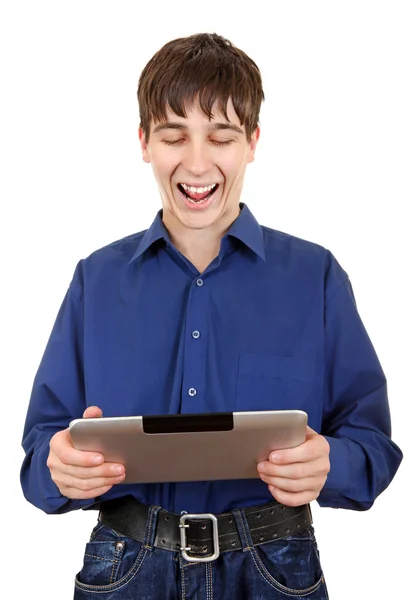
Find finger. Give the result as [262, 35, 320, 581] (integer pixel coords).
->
[59, 447, 104, 468]
[60, 484, 115, 500]
[53, 472, 125, 493]
[259, 473, 322, 493]
[62, 462, 125, 479]
[258, 457, 329, 480]
[306, 426, 318, 437]
[268, 435, 329, 466]
[52, 444, 104, 469]
[50, 429, 104, 468]
[83, 406, 103, 419]
[268, 485, 319, 507]
[268, 446, 315, 465]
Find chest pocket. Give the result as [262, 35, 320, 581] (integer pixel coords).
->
[236, 353, 320, 412]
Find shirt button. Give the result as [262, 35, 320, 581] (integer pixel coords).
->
[196, 278, 204, 287]
[192, 330, 200, 339]
[188, 388, 197, 397]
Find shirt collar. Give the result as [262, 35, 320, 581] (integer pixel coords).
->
[129, 203, 266, 263]
[129, 210, 171, 263]
[226, 203, 266, 261]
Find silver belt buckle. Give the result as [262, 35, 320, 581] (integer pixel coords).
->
[179, 513, 220, 563]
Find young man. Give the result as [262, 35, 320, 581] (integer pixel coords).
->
[21, 33, 402, 599]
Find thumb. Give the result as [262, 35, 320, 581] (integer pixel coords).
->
[83, 405, 103, 419]
[306, 425, 318, 439]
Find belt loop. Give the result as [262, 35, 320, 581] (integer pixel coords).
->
[143, 505, 161, 552]
[232, 508, 254, 552]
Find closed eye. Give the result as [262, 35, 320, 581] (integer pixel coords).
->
[162, 139, 234, 147]
[162, 139, 184, 146]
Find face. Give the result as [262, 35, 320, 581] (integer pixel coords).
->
[139, 99, 260, 235]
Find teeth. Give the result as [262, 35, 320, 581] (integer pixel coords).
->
[187, 195, 210, 204]
[181, 183, 217, 194]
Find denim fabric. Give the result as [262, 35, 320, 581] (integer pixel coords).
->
[74, 506, 329, 599]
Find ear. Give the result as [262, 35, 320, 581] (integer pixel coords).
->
[247, 127, 260, 164]
[139, 128, 151, 163]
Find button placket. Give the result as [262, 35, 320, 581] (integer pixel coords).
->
[181, 276, 208, 410]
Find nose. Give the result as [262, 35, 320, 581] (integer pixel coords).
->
[181, 141, 213, 176]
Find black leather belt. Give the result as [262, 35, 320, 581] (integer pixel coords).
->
[99, 496, 312, 561]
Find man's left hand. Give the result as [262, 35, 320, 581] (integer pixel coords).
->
[257, 427, 330, 506]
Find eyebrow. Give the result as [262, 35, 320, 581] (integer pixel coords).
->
[152, 122, 244, 135]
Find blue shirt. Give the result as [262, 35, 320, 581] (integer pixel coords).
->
[21, 204, 402, 515]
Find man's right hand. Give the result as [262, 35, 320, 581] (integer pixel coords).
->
[47, 406, 125, 499]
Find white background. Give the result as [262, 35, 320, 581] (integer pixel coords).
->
[1, 1, 412, 598]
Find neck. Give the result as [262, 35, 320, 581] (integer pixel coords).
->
[163, 207, 240, 273]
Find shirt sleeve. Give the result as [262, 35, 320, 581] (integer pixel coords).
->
[20, 262, 95, 514]
[317, 254, 403, 510]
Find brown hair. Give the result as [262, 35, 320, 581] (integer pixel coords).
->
[138, 33, 264, 142]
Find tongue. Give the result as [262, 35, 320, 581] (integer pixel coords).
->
[186, 189, 211, 201]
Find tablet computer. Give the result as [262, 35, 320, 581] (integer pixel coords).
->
[69, 410, 308, 484]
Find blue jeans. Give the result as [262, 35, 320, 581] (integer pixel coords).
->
[74, 505, 329, 599]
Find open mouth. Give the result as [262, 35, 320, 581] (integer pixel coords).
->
[177, 183, 220, 205]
